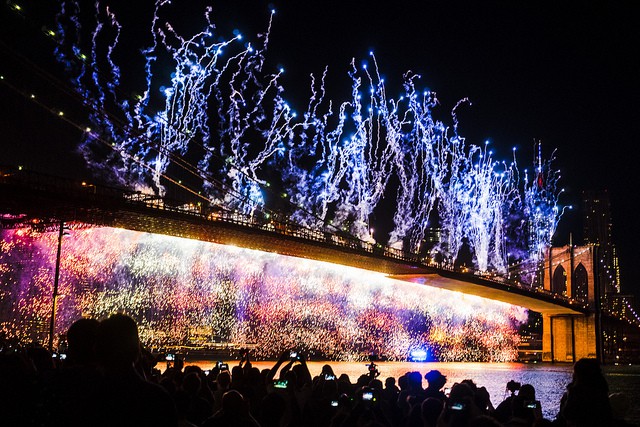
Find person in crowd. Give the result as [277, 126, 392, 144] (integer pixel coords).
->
[383, 376, 400, 402]
[65, 317, 100, 367]
[458, 380, 494, 415]
[436, 381, 481, 427]
[93, 313, 179, 427]
[38, 318, 102, 426]
[202, 389, 261, 427]
[303, 373, 340, 427]
[556, 358, 613, 427]
[493, 381, 519, 424]
[7, 318, 638, 427]
[321, 363, 337, 380]
[422, 397, 444, 427]
[424, 370, 448, 403]
[338, 384, 394, 427]
[469, 415, 504, 427]
[213, 369, 232, 413]
[398, 371, 428, 420]
[259, 391, 287, 427]
[265, 350, 308, 426]
[503, 393, 542, 427]
[178, 369, 214, 425]
[609, 392, 637, 427]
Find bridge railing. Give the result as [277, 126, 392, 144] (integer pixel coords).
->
[122, 188, 416, 262]
[105, 187, 595, 310]
[0, 166, 590, 309]
[112, 182, 417, 261]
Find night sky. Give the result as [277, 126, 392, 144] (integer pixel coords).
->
[1, 1, 639, 299]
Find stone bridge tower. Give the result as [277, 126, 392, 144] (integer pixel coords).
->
[542, 244, 599, 362]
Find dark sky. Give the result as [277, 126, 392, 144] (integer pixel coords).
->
[2, 1, 640, 299]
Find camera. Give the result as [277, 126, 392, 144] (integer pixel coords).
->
[506, 380, 521, 393]
[273, 379, 288, 389]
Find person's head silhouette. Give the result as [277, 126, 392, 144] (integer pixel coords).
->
[95, 313, 140, 370]
[66, 317, 99, 366]
[424, 370, 447, 390]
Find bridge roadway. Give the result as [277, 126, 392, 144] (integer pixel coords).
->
[0, 167, 588, 316]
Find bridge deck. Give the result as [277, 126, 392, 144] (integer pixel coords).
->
[0, 167, 590, 315]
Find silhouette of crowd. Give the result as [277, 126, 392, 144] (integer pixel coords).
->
[0, 314, 636, 427]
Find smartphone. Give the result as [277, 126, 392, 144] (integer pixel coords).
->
[330, 400, 338, 407]
[290, 350, 298, 359]
[273, 379, 288, 389]
[204, 370, 211, 375]
[325, 374, 336, 380]
[219, 363, 229, 371]
[59, 353, 67, 360]
[362, 391, 374, 401]
[444, 387, 451, 396]
[525, 400, 540, 409]
[165, 353, 175, 361]
[450, 402, 465, 411]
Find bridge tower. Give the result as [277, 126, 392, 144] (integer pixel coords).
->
[542, 244, 599, 362]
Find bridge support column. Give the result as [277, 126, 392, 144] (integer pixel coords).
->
[542, 313, 598, 362]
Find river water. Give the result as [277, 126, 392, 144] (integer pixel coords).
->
[183, 360, 640, 424]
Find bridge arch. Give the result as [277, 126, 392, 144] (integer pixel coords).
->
[573, 263, 589, 301]
[544, 245, 596, 305]
[552, 265, 567, 295]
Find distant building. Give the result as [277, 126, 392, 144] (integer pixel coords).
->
[582, 190, 619, 295]
[582, 190, 640, 363]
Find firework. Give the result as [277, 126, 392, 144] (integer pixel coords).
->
[43, 1, 569, 274]
[0, 227, 526, 361]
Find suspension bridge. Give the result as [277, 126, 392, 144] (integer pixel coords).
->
[4, 166, 639, 362]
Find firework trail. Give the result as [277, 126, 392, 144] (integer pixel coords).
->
[48, 1, 569, 276]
